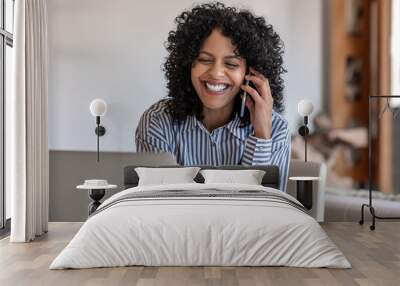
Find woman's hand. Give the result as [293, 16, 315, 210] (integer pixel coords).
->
[240, 67, 273, 139]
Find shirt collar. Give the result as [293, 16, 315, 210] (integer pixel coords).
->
[226, 113, 249, 141]
[182, 114, 198, 133]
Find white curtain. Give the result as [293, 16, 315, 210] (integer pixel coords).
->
[8, 0, 49, 242]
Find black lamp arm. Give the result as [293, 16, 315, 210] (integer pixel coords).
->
[94, 116, 106, 162]
[298, 116, 310, 162]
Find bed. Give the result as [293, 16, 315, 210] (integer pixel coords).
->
[50, 165, 350, 269]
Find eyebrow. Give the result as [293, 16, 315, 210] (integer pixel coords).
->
[199, 51, 242, 60]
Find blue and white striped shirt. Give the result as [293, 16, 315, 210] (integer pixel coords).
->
[135, 99, 291, 191]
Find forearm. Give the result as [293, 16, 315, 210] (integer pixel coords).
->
[242, 134, 291, 192]
[241, 135, 272, 164]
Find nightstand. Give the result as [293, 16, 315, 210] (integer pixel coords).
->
[76, 180, 117, 216]
[288, 176, 320, 210]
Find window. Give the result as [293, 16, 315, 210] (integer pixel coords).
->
[1, 0, 14, 232]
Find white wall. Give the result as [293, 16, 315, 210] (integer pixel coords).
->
[47, 0, 322, 152]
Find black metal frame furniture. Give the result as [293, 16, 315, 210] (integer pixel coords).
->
[123, 165, 280, 189]
[359, 95, 400, 230]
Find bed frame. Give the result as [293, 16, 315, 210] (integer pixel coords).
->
[123, 165, 280, 189]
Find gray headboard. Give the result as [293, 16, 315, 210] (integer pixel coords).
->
[124, 165, 280, 189]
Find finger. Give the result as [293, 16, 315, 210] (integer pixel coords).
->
[264, 77, 272, 99]
[241, 84, 262, 104]
[244, 75, 271, 100]
[263, 77, 273, 106]
[249, 67, 266, 81]
[245, 97, 255, 113]
[248, 68, 272, 98]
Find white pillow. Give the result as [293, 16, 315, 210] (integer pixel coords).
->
[200, 169, 266, 185]
[135, 167, 201, 186]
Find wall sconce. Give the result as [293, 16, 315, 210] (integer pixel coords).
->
[297, 99, 314, 162]
[89, 99, 107, 162]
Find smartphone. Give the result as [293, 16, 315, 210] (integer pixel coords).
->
[240, 78, 250, 118]
[240, 71, 256, 118]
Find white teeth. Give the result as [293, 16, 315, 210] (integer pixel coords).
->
[205, 82, 228, 92]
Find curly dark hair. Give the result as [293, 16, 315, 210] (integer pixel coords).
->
[163, 1, 286, 125]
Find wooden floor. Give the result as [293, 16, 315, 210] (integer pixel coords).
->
[0, 222, 399, 286]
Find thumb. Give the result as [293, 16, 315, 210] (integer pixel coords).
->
[246, 98, 255, 114]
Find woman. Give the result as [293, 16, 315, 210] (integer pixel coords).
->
[135, 2, 290, 191]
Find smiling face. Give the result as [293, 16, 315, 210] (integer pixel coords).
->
[191, 29, 247, 119]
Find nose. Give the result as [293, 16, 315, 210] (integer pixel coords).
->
[208, 61, 226, 78]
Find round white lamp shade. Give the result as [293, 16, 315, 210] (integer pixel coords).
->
[297, 99, 314, 116]
[90, 99, 107, 117]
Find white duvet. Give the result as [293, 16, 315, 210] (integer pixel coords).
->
[50, 183, 351, 269]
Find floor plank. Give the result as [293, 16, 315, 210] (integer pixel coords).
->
[0, 222, 399, 286]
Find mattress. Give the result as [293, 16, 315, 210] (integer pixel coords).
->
[50, 183, 350, 269]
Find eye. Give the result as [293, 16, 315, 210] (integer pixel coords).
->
[197, 58, 212, 64]
[225, 62, 240, 69]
